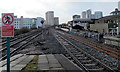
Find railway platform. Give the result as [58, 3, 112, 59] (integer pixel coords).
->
[0, 54, 82, 72]
[104, 36, 120, 47]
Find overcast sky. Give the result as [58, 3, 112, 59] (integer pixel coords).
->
[0, 0, 120, 23]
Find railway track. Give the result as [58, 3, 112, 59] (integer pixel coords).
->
[59, 31, 120, 59]
[0, 30, 39, 55]
[0, 29, 44, 61]
[1, 33, 25, 43]
[1, 30, 37, 47]
[55, 33, 115, 72]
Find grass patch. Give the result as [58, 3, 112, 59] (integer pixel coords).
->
[22, 55, 38, 71]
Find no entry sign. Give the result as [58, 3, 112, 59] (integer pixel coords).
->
[1, 13, 14, 37]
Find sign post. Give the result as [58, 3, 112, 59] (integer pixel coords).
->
[1, 13, 14, 72]
[7, 37, 10, 72]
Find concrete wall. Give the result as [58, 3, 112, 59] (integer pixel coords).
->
[90, 23, 108, 33]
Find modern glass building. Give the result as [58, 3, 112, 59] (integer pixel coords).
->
[118, 1, 120, 10]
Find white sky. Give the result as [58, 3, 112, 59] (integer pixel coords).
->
[0, 0, 120, 23]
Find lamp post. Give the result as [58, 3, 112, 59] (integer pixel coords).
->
[117, 16, 119, 35]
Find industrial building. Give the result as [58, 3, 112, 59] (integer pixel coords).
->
[90, 23, 109, 33]
[71, 18, 96, 30]
[90, 8, 120, 35]
[73, 15, 81, 20]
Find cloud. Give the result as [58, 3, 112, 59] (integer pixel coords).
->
[39, 0, 120, 2]
[0, 0, 119, 23]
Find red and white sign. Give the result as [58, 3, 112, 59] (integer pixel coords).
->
[1, 13, 14, 37]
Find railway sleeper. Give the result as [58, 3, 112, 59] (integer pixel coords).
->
[64, 54, 69, 56]
[81, 60, 92, 63]
[73, 52, 83, 54]
[87, 68, 104, 71]
[68, 48, 76, 51]
[83, 63, 97, 66]
[84, 64, 103, 70]
[63, 42, 68, 44]
[68, 50, 77, 52]
[75, 54, 84, 57]
[64, 43, 69, 45]
[78, 57, 88, 60]
[67, 47, 75, 49]
[67, 56, 72, 60]
[70, 60, 74, 62]
[71, 51, 79, 53]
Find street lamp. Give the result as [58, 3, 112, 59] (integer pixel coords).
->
[117, 16, 120, 36]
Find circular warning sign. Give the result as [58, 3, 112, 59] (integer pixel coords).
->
[2, 14, 14, 25]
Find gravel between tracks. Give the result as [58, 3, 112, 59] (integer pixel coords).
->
[17, 28, 66, 55]
[58, 31, 118, 70]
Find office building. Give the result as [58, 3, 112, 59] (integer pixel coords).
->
[95, 11, 103, 19]
[14, 16, 44, 29]
[14, 16, 24, 29]
[82, 11, 86, 19]
[86, 9, 92, 19]
[118, 1, 120, 10]
[23, 18, 33, 29]
[46, 11, 54, 26]
[54, 17, 59, 25]
[91, 14, 95, 19]
[14, 17, 21, 29]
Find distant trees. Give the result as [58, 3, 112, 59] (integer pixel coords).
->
[14, 27, 31, 36]
[41, 20, 44, 24]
